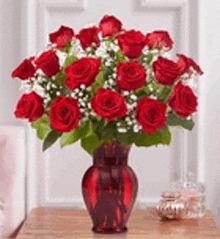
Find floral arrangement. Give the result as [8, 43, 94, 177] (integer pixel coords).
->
[12, 15, 203, 154]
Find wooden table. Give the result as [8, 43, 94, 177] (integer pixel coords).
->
[16, 207, 220, 239]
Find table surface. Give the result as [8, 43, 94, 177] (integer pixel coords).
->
[16, 207, 220, 239]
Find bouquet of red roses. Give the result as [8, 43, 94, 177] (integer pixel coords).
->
[12, 15, 203, 154]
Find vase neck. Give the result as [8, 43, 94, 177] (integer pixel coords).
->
[93, 141, 131, 167]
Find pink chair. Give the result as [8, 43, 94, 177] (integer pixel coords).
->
[0, 126, 26, 238]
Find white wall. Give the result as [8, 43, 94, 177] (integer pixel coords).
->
[1, 0, 220, 230]
[198, 0, 220, 228]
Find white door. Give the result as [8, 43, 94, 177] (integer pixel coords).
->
[3, 0, 220, 227]
[23, 0, 202, 212]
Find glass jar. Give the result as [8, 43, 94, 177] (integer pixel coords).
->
[171, 172, 206, 218]
[156, 191, 185, 219]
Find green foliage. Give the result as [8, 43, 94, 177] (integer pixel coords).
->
[80, 119, 104, 155]
[135, 126, 172, 147]
[167, 112, 195, 130]
[91, 71, 104, 97]
[63, 55, 78, 68]
[116, 50, 126, 63]
[31, 116, 52, 139]
[60, 128, 81, 148]
[43, 130, 62, 151]
[56, 71, 66, 85]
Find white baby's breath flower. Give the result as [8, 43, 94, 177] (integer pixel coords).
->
[123, 91, 129, 96]
[130, 94, 137, 101]
[56, 50, 68, 67]
[80, 84, 86, 90]
[108, 79, 114, 85]
[133, 125, 140, 133]
[78, 92, 83, 97]
[112, 73, 117, 78]
[118, 128, 127, 133]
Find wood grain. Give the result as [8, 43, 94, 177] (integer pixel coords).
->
[16, 208, 220, 239]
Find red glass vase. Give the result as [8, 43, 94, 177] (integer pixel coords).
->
[82, 140, 138, 234]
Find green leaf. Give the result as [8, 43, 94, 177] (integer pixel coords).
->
[157, 86, 172, 102]
[31, 116, 52, 139]
[56, 71, 66, 85]
[167, 112, 195, 130]
[81, 134, 104, 155]
[116, 50, 126, 63]
[91, 71, 104, 97]
[100, 121, 117, 140]
[135, 86, 151, 97]
[63, 55, 78, 68]
[43, 130, 62, 151]
[60, 128, 80, 148]
[135, 126, 171, 147]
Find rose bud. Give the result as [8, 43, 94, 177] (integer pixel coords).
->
[49, 25, 74, 48]
[116, 62, 146, 91]
[76, 27, 100, 50]
[117, 30, 146, 58]
[135, 97, 167, 134]
[12, 58, 35, 80]
[169, 81, 198, 117]
[153, 57, 183, 85]
[99, 15, 122, 38]
[65, 57, 101, 90]
[35, 50, 60, 77]
[177, 54, 203, 76]
[146, 30, 173, 50]
[50, 96, 81, 132]
[14, 91, 44, 122]
[91, 88, 128, 122]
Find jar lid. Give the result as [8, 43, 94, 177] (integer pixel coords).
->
[161, 190, 180, 199]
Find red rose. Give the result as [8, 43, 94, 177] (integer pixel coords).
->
[35, 50, 60, 77]
[169, 81, 198, 117]
[91, 88, 127, 122]
[50, 96, 81, 132]
[65, 57, 101, 90]
[177, 54, 203, 76]
[12, 58, 35, 80]
[116, 62, 147, 91]
[76, 27, 100, 50]
[49, 25, 74, 48]
[14, 91, 44, 122]
[135, 97, 167, 134]
[153, 57, 182, 85]
[99, 15, 122, 38]
[117, 30, 146, 58]
[146, 30, 173, 50]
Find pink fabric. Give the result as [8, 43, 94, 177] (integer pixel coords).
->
[0, 126, 25, 238]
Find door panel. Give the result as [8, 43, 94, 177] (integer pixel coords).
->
[25, 0, 199, 210]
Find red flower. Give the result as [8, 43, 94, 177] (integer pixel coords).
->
[153, 57, 182, 85]
[91, 88, 127, 122]
[146, 30, 173, 50]
[76, 27, 100, 50]
[177, 54, 203, 76]
[65, 57, 101, 90]
[169, 81, 198, 117]
[50, 96, 81, 132]
[116, 62, 146, 91]
[12, 58, 35, 80]
[49, 25, 74, 48]
[136, 97, 167, 134]
[117, 30, 146, 58]
[99, 15, 122, 38]
[35, 50, 60, 77]
[14, 91, 44, 122]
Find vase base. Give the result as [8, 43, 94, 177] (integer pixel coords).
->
[92, 226, 128, 234]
